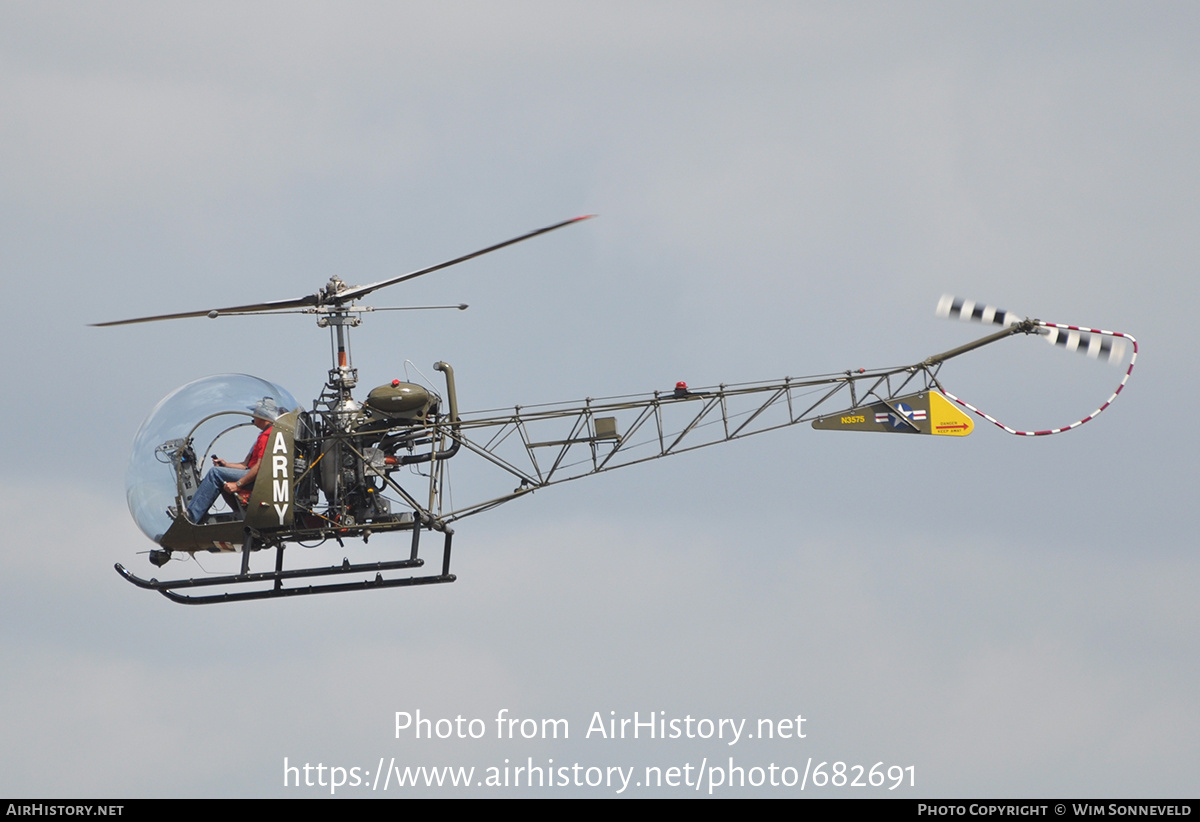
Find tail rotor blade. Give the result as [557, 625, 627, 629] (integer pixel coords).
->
[936, 294, 1019, 327]
[1040, 325, 1127, 364]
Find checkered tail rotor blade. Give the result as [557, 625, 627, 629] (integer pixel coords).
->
[935, 294, 1021, 328]
[1038, 324, 1127, 365]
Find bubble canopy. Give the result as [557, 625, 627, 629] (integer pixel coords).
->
[126, 374, 299, 544]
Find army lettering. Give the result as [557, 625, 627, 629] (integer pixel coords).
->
[272, 430, 290, 525]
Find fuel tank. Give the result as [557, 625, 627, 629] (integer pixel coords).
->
[364, 381, 436, 422]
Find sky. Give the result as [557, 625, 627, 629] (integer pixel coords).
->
[1, 1, 1197, 798]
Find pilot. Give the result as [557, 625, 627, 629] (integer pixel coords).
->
[179, 397, 282, 524]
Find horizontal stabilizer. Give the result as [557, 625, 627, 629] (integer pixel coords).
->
[811, 391, 973, 436]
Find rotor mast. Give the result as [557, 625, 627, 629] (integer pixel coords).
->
[315, 276, 360, 405]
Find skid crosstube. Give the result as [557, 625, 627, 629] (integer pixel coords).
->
[115, 529, 456, 604]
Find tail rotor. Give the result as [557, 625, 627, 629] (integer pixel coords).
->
[933, 294, 1138, 436]
[937, 294, 1127, 364]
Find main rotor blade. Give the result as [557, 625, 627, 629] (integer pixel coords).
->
[91, 294, 320, 327]
[335, 215, 596, 303]
[92, 215, 594, 327]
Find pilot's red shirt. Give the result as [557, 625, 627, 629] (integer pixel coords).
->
[247, 426, 271, 472]
[233, 426, 272, 505]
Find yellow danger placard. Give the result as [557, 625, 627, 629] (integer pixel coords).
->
[929, 391, 973, 436]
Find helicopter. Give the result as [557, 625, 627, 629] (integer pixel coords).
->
[97, 217, 1138, 604]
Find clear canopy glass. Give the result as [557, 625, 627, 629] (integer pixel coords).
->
[126, 374, 299, 544]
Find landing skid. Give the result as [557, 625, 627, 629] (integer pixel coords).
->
[115, 528, 456, 604]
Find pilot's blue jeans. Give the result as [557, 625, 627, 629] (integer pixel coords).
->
[187, 466, 248, 523]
